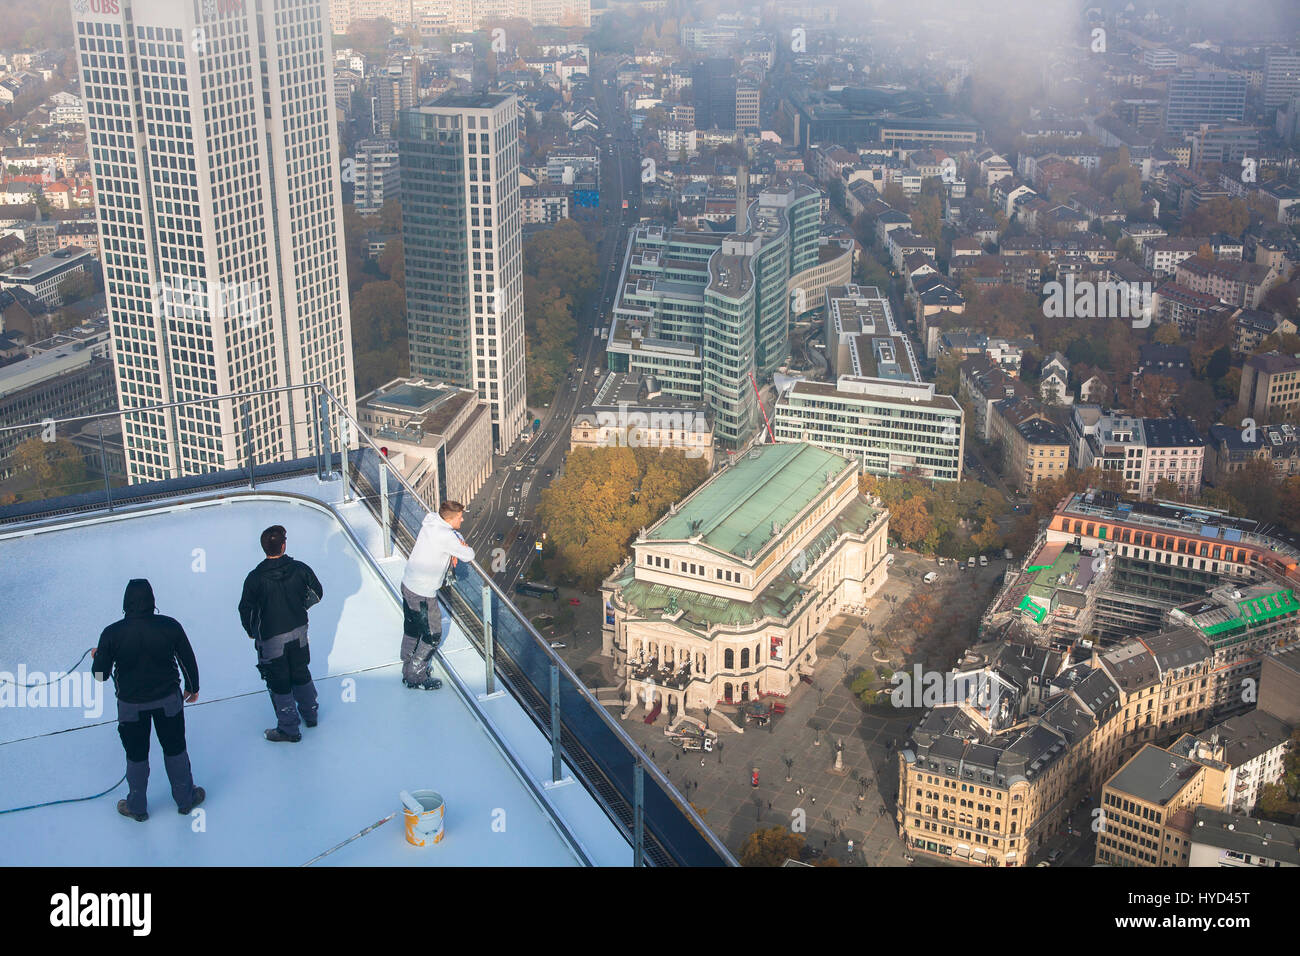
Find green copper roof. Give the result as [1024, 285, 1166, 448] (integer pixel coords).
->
[646, 443, 854, 559]
[613, 493, 880, 636]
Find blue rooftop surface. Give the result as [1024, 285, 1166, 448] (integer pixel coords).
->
[0, 480, 632, 866]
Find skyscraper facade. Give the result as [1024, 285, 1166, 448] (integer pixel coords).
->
[691, 59, 737, 131]
[1165, 71, 1247, 134]
[72, 0, 356, 484]
[399, 92, 526, 453]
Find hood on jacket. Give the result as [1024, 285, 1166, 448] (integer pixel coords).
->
[259, 555, 297, 579]
[123, 578, 156, 616]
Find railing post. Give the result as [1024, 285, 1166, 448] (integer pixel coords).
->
[482, 584, 495, 696]
[316, 389, 333, 479]
[633, 759, 645, 867]
[550, 664, 562, 785]
[338, 412, 351, 502]
[242, 401, 255, 489]
[98, 423, 113, 512]
[378, 461, 391, 559]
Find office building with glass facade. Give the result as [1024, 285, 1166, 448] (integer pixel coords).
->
[399, 92, 526, 454]
[604, 179, 820, 449]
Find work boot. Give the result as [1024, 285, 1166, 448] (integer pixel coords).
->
[163, 751, 195, 812]
[265, 728, 302, 742]
[178, 786, 206, 815]
[124, 759, 149, 818]
[269, 691, 301, 737]
[403, 676, 442, 690]
[293, 682, 319, 727]
[117, 800, 148, 822]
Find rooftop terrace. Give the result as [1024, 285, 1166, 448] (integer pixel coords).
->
[0, 385, 732, 867]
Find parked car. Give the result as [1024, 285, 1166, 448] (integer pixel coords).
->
[1046, 848, 1062, 863]
[923, 571, 938, 584]
[506, 508, 515, 518]
[967, 556, 976, 568]
[885, 554, 895, 566]
[979, 555, 988, 567]
[568, 597, 581, 606]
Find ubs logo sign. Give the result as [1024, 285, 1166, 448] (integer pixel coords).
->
[73, 0, 121, 13]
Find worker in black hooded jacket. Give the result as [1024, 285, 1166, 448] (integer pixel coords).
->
[238, 524, 323, 742]
[92, 578, 204, 822]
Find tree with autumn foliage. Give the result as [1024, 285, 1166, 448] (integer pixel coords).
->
[740, 826, 805, 866]
[537, 446, 708, 588]
[523, 220, 597, 405]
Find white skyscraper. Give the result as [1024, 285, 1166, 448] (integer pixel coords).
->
[72, 0, 356, 483]
[399, 92, 526, 453]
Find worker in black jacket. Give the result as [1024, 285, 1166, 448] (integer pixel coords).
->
[92, 578, 204, 822]
[238, 524, 323, 742]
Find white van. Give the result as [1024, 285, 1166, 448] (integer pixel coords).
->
[923, 571, 938, 584]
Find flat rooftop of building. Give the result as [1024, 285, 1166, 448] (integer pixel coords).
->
[426, 91, 513, 110]
[0, 245, 94, 281]
[0, 341, 99, 398]
[1058, 490, 1300, 556]
[577, 372, 711, 425]
[1190, 806, 1300, 865]
[707, 253, 751, 298]
[0, 479, 633, 866]
[782, 378, 959, 412]
[1106, 744, 1202, 806]
[645, 443, 857, 560]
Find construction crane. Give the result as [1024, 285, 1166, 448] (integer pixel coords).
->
[749, 371, 775, 443]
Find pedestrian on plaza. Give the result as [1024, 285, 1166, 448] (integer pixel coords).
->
[93, 579, 203, 821]
[239, 525, 323, 742]
[400, 501, 473, 690]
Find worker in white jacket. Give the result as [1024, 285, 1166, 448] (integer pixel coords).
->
[400, 500, 474, 689]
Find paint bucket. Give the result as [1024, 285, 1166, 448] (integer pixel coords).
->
[401, 789, 445, 847]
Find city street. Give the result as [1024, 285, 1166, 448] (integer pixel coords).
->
[462, 54, 640, 596]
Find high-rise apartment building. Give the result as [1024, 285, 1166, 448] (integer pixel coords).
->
[399, 92, 526, 453]
[1165, 71, 1247, 134]
[371, 55, 415, 137]
[691, 58, 737, 131]
[352, 139, 400, 215]
[72, 0, 356, 484]
[1264, 49, 1300, 109]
